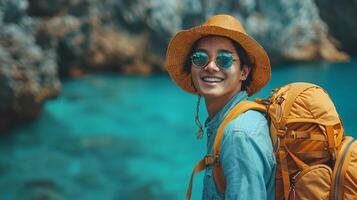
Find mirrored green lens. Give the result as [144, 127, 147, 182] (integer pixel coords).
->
[191, 51, 209, 68]
[216, 52, 234, 69]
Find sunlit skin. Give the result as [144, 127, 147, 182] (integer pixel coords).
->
[191, 36, 250, 119]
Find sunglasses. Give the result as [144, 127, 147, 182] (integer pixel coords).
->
[190, 50, 238, 69]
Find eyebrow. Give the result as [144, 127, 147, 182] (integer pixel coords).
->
[195, 48, 208, 53]
[217, 49, 233, 53]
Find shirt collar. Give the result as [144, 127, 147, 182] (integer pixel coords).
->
[204, 91, 248, 130]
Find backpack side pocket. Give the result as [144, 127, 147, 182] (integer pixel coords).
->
[291, 164, 332, 200]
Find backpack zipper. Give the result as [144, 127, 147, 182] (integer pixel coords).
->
[333, 139, 355, 200]
[289, 171, 300, 200]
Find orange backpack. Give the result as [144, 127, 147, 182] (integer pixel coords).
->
[186, 82, 357, 200]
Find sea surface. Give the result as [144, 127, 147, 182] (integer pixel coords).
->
[1, 59, 356, 199]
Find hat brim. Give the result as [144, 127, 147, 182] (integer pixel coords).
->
[165, 25, 271, 96]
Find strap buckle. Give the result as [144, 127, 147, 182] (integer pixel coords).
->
[204, 154, 220, 166]
[277, 127, 288, 138]
[214, 154, 220, 165]
[204, 155, 214, 166]
[274, 127, 287, 153]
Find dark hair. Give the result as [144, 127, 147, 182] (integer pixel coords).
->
[184, 36, 254, 91]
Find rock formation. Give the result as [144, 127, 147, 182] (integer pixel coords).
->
[0, 0, 355, 130]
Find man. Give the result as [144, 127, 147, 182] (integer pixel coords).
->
[165, 15, 275, 199]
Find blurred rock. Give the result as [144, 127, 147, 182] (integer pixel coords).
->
[0, 0, 28, 23]
[27, 0, 70, 17]
[0, 0, 356, 129]
[2, 0, 353, 77]
[17, 179, 64, 200]
[114, 0, 349, 62]
[27, 0, 92, 17]
[32, 1, 163, 77]
[55, 18, 152, 76]
[1, 0, 355, 77]
[0, 23, 61, 131]
[31, 0, 352, 77]
[314, 0, 357, 54]
[244, 0, 349, 62]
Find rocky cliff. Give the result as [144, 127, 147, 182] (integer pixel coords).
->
[0, 0, 355, 130]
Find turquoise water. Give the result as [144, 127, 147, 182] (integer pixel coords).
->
[1, 59, 356, 199]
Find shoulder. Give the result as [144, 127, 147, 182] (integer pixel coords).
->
[221, 109, 272, 155]
[220, 109, 275, 167]
[225, 110, 269, 137]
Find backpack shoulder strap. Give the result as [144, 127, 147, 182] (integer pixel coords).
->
[186, 100, 267, 200]
[331, 136, 357, 200]
[212, 100, 267, 195]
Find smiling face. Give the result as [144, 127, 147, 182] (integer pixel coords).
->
[190, 36, 250, 102]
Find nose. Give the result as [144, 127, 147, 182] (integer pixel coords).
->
[203, 60, 220, 72]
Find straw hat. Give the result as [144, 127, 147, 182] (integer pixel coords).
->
[165, 14, 271, 96]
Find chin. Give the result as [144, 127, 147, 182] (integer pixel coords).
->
[198, 89, 224, 99]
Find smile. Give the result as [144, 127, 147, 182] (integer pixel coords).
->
[201, 76, 224, 83]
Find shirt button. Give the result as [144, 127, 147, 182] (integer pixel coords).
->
[207, 128, 212, 137]
[206, 171, 212, 178]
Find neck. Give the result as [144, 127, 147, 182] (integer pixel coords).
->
[205, 91, 240, 119]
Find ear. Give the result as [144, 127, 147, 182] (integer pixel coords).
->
[240, 65, 251, 81]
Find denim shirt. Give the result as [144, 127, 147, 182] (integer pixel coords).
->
[202, 91, 276, 200]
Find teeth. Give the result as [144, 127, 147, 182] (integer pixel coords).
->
[202, 76, 224, 82]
